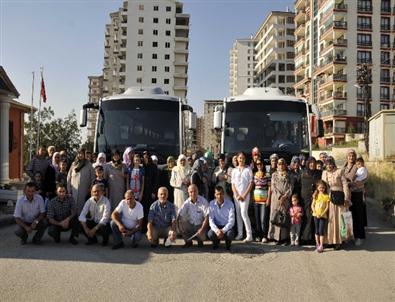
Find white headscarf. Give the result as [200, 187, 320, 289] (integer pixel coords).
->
[93, 152, 106, 168]
[174, 154, 190, 179]
[122, 147, 134, 166]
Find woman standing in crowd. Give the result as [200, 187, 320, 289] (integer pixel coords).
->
[269, 153, 279, 175]
[289, 156, 302, 196]
[343, 149, 368, 246]
[268, 158, 292, 244]
[191, 158, 208, 200]
[93, 152, 107, 168]
[300, 157, 322, 244]
[67, 149, 95, 213]
[122, 147, 134, 170]
[253, 157, 271, 243]
[231, 152, 253, 242]
[158, 156, 176, 203]
[212, 154, 232, 201]
[105, 150, 127, 210]
[52, 152, 61, 172]
[321, 156, 350, 250]
[170, 154, 191, 212]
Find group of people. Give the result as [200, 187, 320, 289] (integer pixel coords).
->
[15, 145, 368, 252]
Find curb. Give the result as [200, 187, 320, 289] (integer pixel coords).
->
[0, 215, 14, 228]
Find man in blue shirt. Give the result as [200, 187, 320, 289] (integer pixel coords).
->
[208, 186, 235, 250]
[147, 187, 177, 248]
[14, 182, 48, 244]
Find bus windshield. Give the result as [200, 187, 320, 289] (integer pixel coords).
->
[96, 98, 180, 159]
[224, 100, 309, 156]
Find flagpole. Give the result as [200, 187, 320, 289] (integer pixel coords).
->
[36, 67, 43, 150]
[29, 71, 35, 160]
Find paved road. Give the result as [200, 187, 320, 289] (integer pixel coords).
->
[0, 202, 394, 302]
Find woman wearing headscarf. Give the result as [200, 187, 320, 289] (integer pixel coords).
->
[289, 156, 302, 196]
[321, 156, 350, 250]
[342, 149, 367, 246]
[104, 150, 127, 210]
[52, 152, 61, 172]
[268, 158, 292, 244]
[158, 156, 176, 203]
[170, 154, 191, 212]
[300, 157, 322, 243]
[93, 152, 107, 168]
[122, 147, 134, 169]
[191, 158, 208, 200]
[67, 149, 95, 214]
[212, 154, 232, 201]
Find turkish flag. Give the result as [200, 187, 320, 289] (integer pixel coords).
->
[40, 77, 47, 103]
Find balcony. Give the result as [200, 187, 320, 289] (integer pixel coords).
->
[357, 59, 372, 64]
[334, 127, 346, 133]
[381, 42, 391, 49]
[381, 24, 391, 31]
[334, 3, 347, 11]
[380, 94, 390, 101]
[333, 91, 347, 99]
[357, 41, 372, 47]
[381, 77, 391, 84]
[334, 38, 347, 46]
[357, 5, 373, 13]
[333, 21, 347, 29]
[357, 23, 372, 30]
[321, 109, 347, 117]
[333, 74, 347, 81]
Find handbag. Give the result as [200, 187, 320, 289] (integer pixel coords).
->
[330, 190, 345, 205]
[271, 208, 289, 227]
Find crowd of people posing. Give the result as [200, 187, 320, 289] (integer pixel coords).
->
[14, 145, 368, 252]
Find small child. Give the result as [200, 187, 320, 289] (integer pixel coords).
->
[128, 154, 145, 202]
[311, 180, 330, 253]
[93, 165, 109, 197]
[56, 160, 68, 188]
[289, 194, 303, 246]
[352, 157, 368, 192]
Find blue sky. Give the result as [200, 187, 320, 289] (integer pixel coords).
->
[1, 0, 293, 122]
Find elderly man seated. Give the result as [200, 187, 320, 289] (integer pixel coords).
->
[110, 190, 144, 250]
[177, 184, 209, 248]
[78, 184, 111, 246]
[146, 187, 177, 248]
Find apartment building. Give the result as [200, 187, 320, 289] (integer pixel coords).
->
[294, 0, 395, 146]
[102, 0, 189, 99]
[229, 39, 255, 96]
[196, 117, 204, 150]
[254, 11, 296, 95]
[203, 100, 223, 153]
[86, 76, 103, 143]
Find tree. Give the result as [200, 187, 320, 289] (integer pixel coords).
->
[24, 106, 81, 167]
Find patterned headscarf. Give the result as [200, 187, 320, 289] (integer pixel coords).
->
[122, 147, 134, 166]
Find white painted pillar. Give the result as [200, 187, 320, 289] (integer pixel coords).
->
[0, 98, 10, 184]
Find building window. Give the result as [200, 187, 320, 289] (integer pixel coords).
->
[165, 42, 170, 48]
[381, 51, 390, 64]
[357, 34, 372, 46]
[165, 66, 170, 72]
[166, 6, 171, 12]
[137, 41, 143, 47]
[380, 86, 390, 100]
[137, 53, 143, 59]
[164, 91, 169, 95]
[358, 0, 372, 11]
[154, 6, 158, 11]
[152, 53, 157, 59]
[166, 18, 171, 24]
[152, 66, 157, 72]
[357, 51, 371, 63]
[165, 54, 170, 60]
[152, 42, 158, 47]
[138, 4, 144, 10]
[153, 18, 159, 23]
[357, 103, 365, 116]
[381, 34, 390, 47]
[357, 16, 372, 29]
[137, 65, 142, 71]
[381, 17, 390, 30]
[137, 77, 142, 83]
[381, 69, 390, 82]
[153, 29, 158, 35]
[139, 17, 144, 23]
[164, 79, 169, 84]
[152, 78, 157, 84]
[138, 29, 143, 35]
[165, 30, 171, 36]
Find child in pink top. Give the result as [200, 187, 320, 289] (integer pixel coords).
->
[289, 194, 303, 246]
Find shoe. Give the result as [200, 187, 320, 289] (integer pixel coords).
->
[318, 245, 324, 253]
[355, 238, 364, 246]
[225, 240, 231, 250]
[182, 241, 193, 248]
[112, 242, 124, 250]
[131, 242, 138, 248]
[102, 237, 109, 247]
[290, 240, 295, 246]
[69, 237, 78, 245]
[85, 237, 98, 245]
[54, 236, 60, 243]
[334, 244, 342, 250]
[235, 234, 243, 241]
[212, 243, 219, 250]
[150, 244, 158, 248]
[243, 237, 253, 243]
[261, 238, 268, 243]
[164, 237, 172, 247]
[197, 240, 204, 247]
[32, 237, 42, 245]
[20, 238, 27, 245]
[295, 240, 300, 246]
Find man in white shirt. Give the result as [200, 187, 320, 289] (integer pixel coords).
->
[14, 182, 48, 245]
[78, 184, 111, 246]
[178, 184, 209, 248]
[110, 190, 144, 250]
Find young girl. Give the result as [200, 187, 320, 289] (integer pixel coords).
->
[128, 154, 145, 202]
[289, 194, 303, 246]
[311, 180, 330, 253]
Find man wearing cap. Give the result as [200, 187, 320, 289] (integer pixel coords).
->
[177, 184, 209, 248]
[111, 190, 144, 249]
[14, 182, 48, 245]
[147, 187, 177, 247]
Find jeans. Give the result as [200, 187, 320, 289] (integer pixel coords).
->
[207, 227, 235, 245]
[254, 202, 270, 239]
[15, 219, 48, 242]
[290, 223, 301, 242]
[48, 217, 80, 240]
[234, 194, 252, 238]
[110, 220, 142, 245]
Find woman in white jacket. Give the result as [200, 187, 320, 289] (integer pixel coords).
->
[170, 154, 191, 212]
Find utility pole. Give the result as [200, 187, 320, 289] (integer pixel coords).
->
[356, 63, 372, 156]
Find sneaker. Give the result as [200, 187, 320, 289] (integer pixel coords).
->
[243, 237, 253, 243]
[290, 240, 295, 246]
[111, 242, 124, 250]
[355, 238, 364, 246]
[164, 237, 172, 247]
[318, 245, 324, 253]
[295, 240, 300, 246]
[235, 234, 243, 241]
[261, 237, 268, 243]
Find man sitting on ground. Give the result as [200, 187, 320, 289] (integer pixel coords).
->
[14, 182, 47, 245]
[178, 184, 209, 248]
[110, 190, 144, 250]
[78, 184, 111, 246]
[47, 183, 79, 245]
[146, 187, 177, 248]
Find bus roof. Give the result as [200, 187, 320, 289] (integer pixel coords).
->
[102, 86, 180, 102]
[227, 87, 306, 103]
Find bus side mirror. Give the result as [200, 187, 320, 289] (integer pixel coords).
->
[213, 110, 222, 130]
[316, 119, 324, 137]
[80, 109, 87, 127]
[188, 112, 197, 130]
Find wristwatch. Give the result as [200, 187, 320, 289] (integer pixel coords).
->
[34, 220, 39, 224]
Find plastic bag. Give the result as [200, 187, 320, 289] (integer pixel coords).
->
[340, 211, 354, 241]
